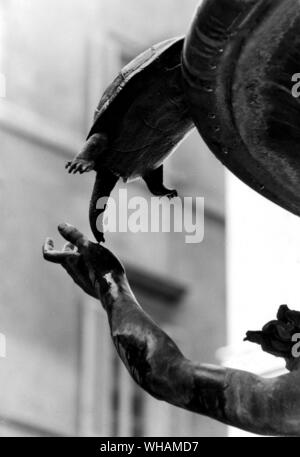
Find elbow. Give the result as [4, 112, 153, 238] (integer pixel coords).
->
[224, 370, 300, 436]
[144, 359, 229, 421]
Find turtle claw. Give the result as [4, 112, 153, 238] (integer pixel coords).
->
[66, 159, 95, 175]
[166, 189, 178, 199]
[81, 164, 92, 173]
[158, 189, 178, 199]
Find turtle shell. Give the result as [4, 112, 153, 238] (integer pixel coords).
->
[182, 0, 300, 217]
[87, 37, 184, 139]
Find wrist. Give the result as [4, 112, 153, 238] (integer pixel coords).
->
[96, 271, 130, 308]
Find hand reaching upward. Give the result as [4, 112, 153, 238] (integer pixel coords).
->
[43, 223, 125, 301]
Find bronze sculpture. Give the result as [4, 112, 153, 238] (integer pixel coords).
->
[183, 0, 300, 217]
[67, 0, 300, 244]
[43, 224, 300, 436]
[44, 0, 300, 435]
[66, 37, 194, 243]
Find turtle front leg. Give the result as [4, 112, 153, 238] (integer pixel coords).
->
[66, 133, 108, 174]
[143, 165, 178, 198]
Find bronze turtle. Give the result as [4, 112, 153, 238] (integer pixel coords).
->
[66, 38, 194, 243]
[68, 0, 300, 244]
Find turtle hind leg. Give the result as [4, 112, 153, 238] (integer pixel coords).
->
[66, 133, 107, 175]
[143, 165, 178, 199]
[89, 168, 119, 243]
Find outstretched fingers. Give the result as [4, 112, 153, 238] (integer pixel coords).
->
[58, 223, 90, 250]
[63, 242, 77, 252]
[43, 238, 79, 264]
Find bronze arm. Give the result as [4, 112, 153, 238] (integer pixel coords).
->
[43, 224, 300, 436]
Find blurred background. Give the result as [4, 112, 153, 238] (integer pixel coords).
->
[0, 0, 300, 438]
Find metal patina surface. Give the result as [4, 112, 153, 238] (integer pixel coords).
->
[66, 37, 194, 242]
[44, 226, 300, 436]
[183, 0, 300, 216]
[47, 1, 300, 436]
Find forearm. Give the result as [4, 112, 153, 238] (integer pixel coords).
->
[99, 272, 187, 401]
[98, 272, 229, 420]
[98, 273, 300, 436]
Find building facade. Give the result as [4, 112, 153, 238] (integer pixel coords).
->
[0, 0, 226, 437]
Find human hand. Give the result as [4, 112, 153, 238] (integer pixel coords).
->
[43, 223, 125, 300]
